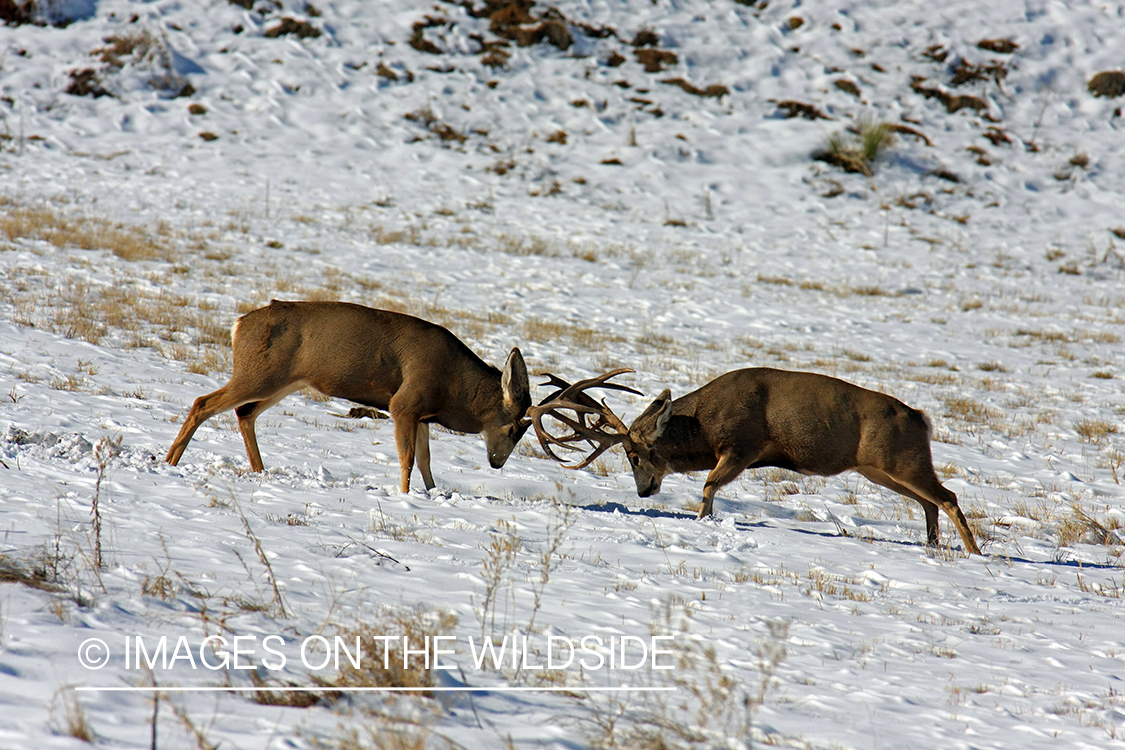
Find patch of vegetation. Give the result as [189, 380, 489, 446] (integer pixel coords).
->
[636, 47, 678, 72]
[1088, 71, 1125, 98]
[977, 38, 1018, 54]
[911, 78, 989, 114]
[950, 58, 1008, 87]
[263, 17, 322, 39]
[814, 118, 897, 177]
[1, 205, 172, 261]
[404, 106, 467, 145]
[774, 99, 830, 119]
[660, 77, 729, 99]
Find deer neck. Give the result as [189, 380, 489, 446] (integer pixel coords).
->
[657, 415, 717, 473]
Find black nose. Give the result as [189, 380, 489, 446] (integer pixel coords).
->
[489, 457, 504, 469]
[638, 485, 655, 498]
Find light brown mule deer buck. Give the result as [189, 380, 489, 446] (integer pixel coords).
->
[166, 300, 532, 492]
[530, 368, 981, 555]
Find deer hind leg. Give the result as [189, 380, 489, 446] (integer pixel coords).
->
[698, 452, 751, 519]
[414, 423, 435, 490]
[166, 385, 247, 466]
[233, 388, 296, 472]
[858, 466, 981, 555]
[167, 377, 302, 470]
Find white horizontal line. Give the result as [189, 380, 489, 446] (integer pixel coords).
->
[74, 685, 675, 693]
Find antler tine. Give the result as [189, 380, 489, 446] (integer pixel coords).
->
[529, 404, 627, 468]
[528, 368, 639, 469]
[534, 370, 634, 437]
[550, 368, 641, 403]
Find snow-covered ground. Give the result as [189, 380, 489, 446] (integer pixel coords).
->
[2, 0, 1124, 747]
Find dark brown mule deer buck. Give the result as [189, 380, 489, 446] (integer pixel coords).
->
[529, 368, 981, 554]
[166, 300, 532, 492]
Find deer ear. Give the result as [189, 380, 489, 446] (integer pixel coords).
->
[502, 347, 531, 413]
[636, 389, 672, 443]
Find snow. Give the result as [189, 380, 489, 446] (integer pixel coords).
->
[2, 0, 1124, 747]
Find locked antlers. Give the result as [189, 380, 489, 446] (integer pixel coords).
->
[528, 368, 640, 469]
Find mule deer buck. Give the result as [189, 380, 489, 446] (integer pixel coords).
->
[166, 300, 532, 492]
[529, 368, 981, 554]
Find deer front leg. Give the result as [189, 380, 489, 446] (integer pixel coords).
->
[699, 452, 749, 519]
[393, 416, 419, 493]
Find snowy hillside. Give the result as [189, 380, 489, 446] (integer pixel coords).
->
[2, 0, 1124, 748]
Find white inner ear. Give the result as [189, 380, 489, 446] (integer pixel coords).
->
[502, 348, 529, 411]
[642, 390, 673, 442]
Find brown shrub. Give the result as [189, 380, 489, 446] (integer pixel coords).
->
[922, 45, 948, 63]
[1088, 71, 1125, 98]
[660, 77, 728, 99]
[950, 59, 1007, 86]
[834, 79, 861, 97]
[0, 0, 33, 25]
[775, 100, 829, 119]
[65, 68, 111, 98]
[978, 38, 1018, 54]
[983, 126, 1012, 146]
[912, 79, 989, 114]
[631, 27, 660, 47]
[409, 16, 445, 54]
[635, 48, 677, 73]
[885, 123, 931, 146]
[489, 3, 535, 35]
[479, 39, 511, 68]
[264, 17, 321, 39]
[515, 20, 571, 49]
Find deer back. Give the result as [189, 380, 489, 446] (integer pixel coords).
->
[640, 368, 931, 476]
[233, 301, 515, 432]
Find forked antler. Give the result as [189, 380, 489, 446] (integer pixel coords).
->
[528, 368, 640, 469]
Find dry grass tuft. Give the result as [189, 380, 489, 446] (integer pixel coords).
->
[520, 317, 624, 350]
[1058, 505, 1123, 547]
[315, 606, 457, 696]
[0, 554, 62, 593]
[50, 687, 94, 743]
[1074, 418, 1118, 444]
[1, 205, 173, 261]
[815, 118, 897, 176]
[248, 672, 324, 708]
[941, 395, 1002, 424]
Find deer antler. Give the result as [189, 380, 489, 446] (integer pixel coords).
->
[528, 368, 639, 469]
